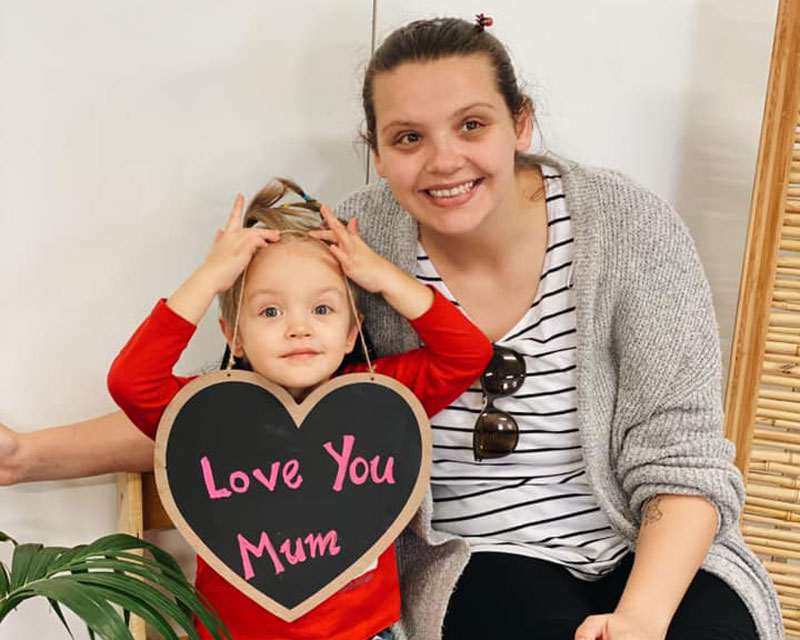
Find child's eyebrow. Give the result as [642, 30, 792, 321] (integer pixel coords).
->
[313, 286, 347, 299]
[246, 288, 281, 299]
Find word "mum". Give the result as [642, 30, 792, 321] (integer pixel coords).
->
[238, 529, 341, 579]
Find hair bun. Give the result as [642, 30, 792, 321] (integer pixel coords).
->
[474, 13, 494, 31]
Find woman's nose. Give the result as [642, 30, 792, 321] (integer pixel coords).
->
[425, 135, 463, 174]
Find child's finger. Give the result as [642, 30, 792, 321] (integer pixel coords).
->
[224, 194, 245, 231]
[249, 228, 280, 242]
[346, 218, 359, 235]
[327, 242, 349, 268]
[319, 205, 347, 237]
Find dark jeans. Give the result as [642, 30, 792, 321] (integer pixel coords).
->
[442, 552, 758, 640]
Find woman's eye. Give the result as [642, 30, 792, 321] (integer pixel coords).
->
[462, 119, 483, 132]
[395, 132, 420, 146]
[261, 307, 281, 318]
[314, 304, 333, 315]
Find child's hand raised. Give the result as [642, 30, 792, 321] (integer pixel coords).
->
[167, 194, 279, 325]
[198, 194, 279, 294]
[310, 206, 434, 320]
[309, 206, 394, 294]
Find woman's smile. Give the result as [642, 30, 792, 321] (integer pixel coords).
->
[423, 178, 484, 206]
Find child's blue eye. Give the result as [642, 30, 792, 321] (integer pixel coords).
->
[261, 307, 281, 318]
[314, 304, 332, 315]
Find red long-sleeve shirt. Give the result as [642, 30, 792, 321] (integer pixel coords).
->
[108, 289, 491, 640]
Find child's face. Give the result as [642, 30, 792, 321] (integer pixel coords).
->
[222, 239, 359, 401]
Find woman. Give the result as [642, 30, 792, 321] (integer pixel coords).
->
[0, 16, 782, 640]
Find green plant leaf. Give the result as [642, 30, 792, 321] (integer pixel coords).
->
[61, 558, 227, 639]
[28, 577, 134, 640]
[72, 574, 191, 640]
[0, 532, 18, 546]
[47, 598, 75, 639]
[9, 543, 43, 591]
[86, 583, 180, 640]
[0, 561, 9, 598]
[26, 546, 68, 583]
[0, 532, 230, 640]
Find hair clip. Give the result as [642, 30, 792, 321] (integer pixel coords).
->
[475, 13, 493, 32]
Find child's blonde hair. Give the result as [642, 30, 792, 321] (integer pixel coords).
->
[217, 178, 360, 332]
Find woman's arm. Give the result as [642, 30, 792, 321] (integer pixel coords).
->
[0, 412, 155, 485]
[575, 494, 718, 640]
[575, 186, 744, 640]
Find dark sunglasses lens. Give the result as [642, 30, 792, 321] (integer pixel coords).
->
[474, 409, 519, 459]
[482, 346, 525, 396]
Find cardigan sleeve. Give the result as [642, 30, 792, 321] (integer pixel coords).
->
[609, 186, 745, 537]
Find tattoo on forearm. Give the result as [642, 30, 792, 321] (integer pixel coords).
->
[643, 497, 663, 525]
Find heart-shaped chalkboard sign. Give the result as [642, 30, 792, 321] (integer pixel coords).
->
[154, 369, 431, 622]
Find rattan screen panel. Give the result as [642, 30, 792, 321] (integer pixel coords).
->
[724, 1, 800, 636]
[745, 121, 800, 634]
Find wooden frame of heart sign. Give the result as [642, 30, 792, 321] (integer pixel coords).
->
[153, 368, 432, 622]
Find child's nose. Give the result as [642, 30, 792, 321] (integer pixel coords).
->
[285, 318, 312, 339]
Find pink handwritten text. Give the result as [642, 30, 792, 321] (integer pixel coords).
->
[200, 455, 303, 500]
[323, 435, 396, 492]
[238, 529, 342, 579]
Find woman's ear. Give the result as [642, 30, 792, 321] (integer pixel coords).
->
[218, 316, 245, 357]
[514, 101, 534, 152]
[372, 149, 387, 179]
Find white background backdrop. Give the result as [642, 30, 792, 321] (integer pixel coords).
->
[0, 1, 779, 636]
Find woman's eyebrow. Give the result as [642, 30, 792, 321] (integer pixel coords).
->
[453, 102, 497, 116]
[380, 119, 418, 135]
[380, 102, 498, 135]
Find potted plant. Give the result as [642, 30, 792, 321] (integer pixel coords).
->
[0, 530, 229, 640]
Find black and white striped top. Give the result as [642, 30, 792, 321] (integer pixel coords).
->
[416, 167, 627, 579]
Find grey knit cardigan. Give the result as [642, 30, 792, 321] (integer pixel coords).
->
[335, 153, 783, 640]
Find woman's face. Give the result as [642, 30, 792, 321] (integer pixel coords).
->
[371, 54, 531, 238]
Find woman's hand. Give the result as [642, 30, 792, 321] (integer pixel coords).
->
[167, 194, 279, 324]
[309, 207, 434, 320]
[0, 420, 22, 485]
[575, 612, 666, 640]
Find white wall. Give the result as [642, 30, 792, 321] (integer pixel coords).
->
[0, 1, 778, 637]
[0, 2, 371, 636]
[377, 0, 778, 375]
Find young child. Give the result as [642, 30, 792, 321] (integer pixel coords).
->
[106, 178, 493, 640]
